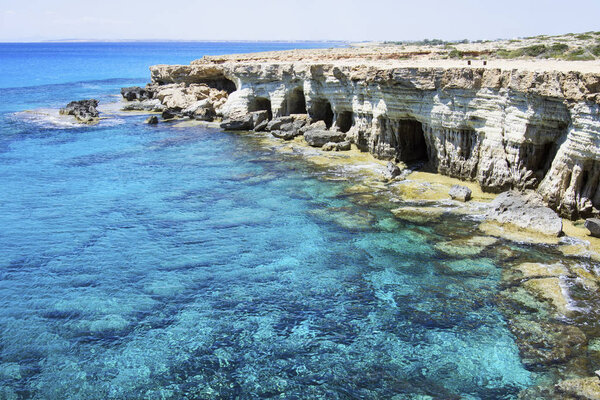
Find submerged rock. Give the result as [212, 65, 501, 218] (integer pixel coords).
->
[146, 115, 158, 124]
[449, 185, 472, 202]
[584, 218, 600, 238]
[486, 191, 563, 236]
[556, 377, 600, 400]
[59, 99, 99, 124]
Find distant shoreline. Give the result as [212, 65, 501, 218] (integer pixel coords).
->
[0, 39, 350, 44]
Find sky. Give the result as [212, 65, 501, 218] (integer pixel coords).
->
[1, 0, 599, 42]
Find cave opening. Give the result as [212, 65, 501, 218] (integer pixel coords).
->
[336, 111, 353, 133]
[200, 77, 237, 94]
[248, 97, 272, 120]
[286, 87, 307, 115]
[309, 99, 334, 129]
[393, 118, 429, 163]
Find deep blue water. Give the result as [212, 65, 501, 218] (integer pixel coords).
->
[0, 42, 534, 399]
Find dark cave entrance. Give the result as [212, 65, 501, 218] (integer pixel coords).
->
[336, 111, 353, 133]
[286, 87, 307, 115]
[249, 97, 273, 120]
[201, 77, 237, 94]
[309, 99, 334, 129]
[391, 118, 429, 163]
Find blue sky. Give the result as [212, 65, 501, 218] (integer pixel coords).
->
[1, 0, 599, 42]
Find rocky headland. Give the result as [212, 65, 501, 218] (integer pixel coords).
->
[116, 43, 600, 398]
[123, 46, 600, 223]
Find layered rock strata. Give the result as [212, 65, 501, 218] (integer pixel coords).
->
[142, 54, 600, 219]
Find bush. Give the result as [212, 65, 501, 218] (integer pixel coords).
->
[565, 48, 595, 60]
[522, 45, 547, 57]
[576, 34, 593, 40]
[448, 48, 464, 58]
[589, 45, 600, 57]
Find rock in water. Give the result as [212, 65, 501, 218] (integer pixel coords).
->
[322, 141, 351, 151]
[486, 191, 563, 236]
[584, 218, 600, 237]
[59, 99, 99, 124]
[146, 116, 158, 125]
[220, 114, 254, 130]
[121, 86, 153, 101]
[304, 130, 347, 147]
[449, 185, 472, 202]
[161, 110, 176, 120]
[383, 162, 402, 180]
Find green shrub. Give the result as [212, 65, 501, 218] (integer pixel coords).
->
[448, 48, 464, 58]
[565, 48, 595, 60]
[576, 34, 593, 40]
[590, 45, 600, 57]
[522, 45, 547, 56]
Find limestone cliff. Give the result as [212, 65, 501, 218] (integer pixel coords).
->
[149, 54, 600, 219]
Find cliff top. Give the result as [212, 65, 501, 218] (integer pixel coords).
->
[189, 32, 600, 74]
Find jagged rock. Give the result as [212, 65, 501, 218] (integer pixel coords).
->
[121, 86, 153, 101]
[449, 185, 472, 202]
[584, 218, 600, 238]
[304, 130, 347, 147]
[271, 130, 299, 140]
[322, 141, 351, 151]
[146, 116, 158, 124]
[486, 191, 563, 236]
[59, 99, 99, 123]
[161, 110, 176, 120]
[266, 116, 294, 131]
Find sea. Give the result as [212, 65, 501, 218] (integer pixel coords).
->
[0, 41, 588, 399]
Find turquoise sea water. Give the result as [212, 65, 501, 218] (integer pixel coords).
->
[0, 42, 535, 399]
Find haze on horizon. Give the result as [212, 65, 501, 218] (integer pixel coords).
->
[1, 0, 599, 42]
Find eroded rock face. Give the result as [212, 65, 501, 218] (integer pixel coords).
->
[147, 58, 600, 219]
[304, 130, 347, 147]
[59, 99, 99, 124]
[486, 191, 563, 236]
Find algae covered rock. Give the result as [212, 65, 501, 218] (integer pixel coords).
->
[486, 190, 563, 236]
[304, 130, 347, 147]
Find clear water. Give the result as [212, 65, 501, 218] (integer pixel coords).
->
[0, 42, 533, 399]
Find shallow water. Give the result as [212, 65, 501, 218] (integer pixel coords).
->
[0, 42, 593, 399]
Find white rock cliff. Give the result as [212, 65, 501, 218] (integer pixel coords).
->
[149, 55, 600, 219]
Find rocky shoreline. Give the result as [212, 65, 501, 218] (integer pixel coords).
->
[113, 51, 600, 398]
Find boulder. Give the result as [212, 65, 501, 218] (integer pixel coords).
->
[59, 99, 99, 123]
[486, 191, 563, 236]
[266, 116, 294, 132]
[300, 120, 327, 134]
[322, 141, 351, 151]
[220, 114, 254, 130]
[250, 110, 270, 128]
[121, 86, 153, 101]
[271, 130, 300, 140]
[383, 161, 402, 180]
[146, 116, 158, 124]
[161, 110, 176, 120]
[254, 119, 269, 132]
[304, 130, 347, 147]
[449, 185, 472, 202]
[182, 99, 215, 121]
[585, 218, 600, 238]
